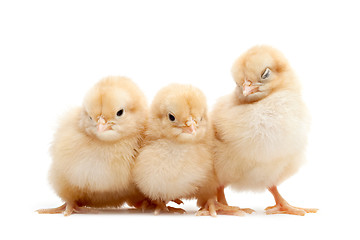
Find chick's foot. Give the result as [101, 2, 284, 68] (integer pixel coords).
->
[36, 202, 98, 216]
[196, 199, 254, 217]
[265, 204, 318, 216]
[153, 200, 186, 215]
[130, 199, 156, 212]
[266, 186, 318, 216]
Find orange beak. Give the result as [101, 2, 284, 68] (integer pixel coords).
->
[97, 116, 109, 132]
[242, 79, 259, 97]
[182, 117, 197, 135]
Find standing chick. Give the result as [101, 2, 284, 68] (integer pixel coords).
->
[133, 84, 246, 216]
[212, 46, 318, 215]
[37, 76, 148, 216]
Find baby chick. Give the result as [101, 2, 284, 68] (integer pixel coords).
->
[133, 84, 246, 217]
[212, 46, 318, 215]
[37, 76, 148, 216]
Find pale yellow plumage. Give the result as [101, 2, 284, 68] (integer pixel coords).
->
[212, 45, 318, 215]
[133, 84, 245, 216]
[37, 76, 148, 216]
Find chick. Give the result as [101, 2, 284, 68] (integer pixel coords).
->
[212, 46, 318, 215]
[37, 76, 148, 216]
[133, 84, 246, 216]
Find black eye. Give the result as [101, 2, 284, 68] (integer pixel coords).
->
[117, 109, 124, 117]
[261, 68, 271, 79]
[168, 113, 175, 121]
[89, 116, 92, 120]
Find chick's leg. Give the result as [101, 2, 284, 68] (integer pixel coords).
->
[217, 186, 228, 205]
[196, 198, 253, 217]
[266, 186, 318, 216]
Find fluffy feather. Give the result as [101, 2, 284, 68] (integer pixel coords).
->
[133, 84, 245, 216]
[37, 76, 148, 215]
[212, 45, 317, 215]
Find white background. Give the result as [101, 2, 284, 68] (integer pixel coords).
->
[1, 0, 359, 239]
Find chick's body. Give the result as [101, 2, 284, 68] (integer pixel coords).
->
[212, 46, 317, 215]
[49, 108, 138, 207]
[134, 84, 243, 216]
[38, 76, 148, 215]
[213, 89, 309, 191]
[135, 139, 212, 202]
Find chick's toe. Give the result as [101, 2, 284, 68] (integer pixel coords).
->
[196, 199, 253, 217]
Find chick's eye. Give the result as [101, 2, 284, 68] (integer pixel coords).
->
[261, 68, 271, 79]
[117, 109, 124, 117]
[89, 116, 92, 120]
[168, 113, 175, 122]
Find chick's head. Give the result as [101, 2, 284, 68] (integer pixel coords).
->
[81, 76, 147, 142]
[149, 84, 209, 143]
[232, 45, 298, 103]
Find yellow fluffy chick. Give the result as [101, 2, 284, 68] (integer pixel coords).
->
[133, 84, 246, 217]
[212, 45, 318, 215]
[37, 76, 148, 216]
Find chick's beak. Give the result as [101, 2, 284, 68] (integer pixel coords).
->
[182, 118, 197, 135]
[242, 79, 259, 97]
[97, 116, 109, 132]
